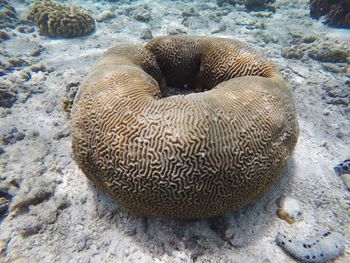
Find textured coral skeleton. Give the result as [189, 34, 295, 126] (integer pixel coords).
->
[71, 36, 299, 219]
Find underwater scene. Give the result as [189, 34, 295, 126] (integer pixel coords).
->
[0, 0, 349, 262]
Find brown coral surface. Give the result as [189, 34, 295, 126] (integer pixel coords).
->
[27, 0, 95, 38]
[71, 36, 299, 219]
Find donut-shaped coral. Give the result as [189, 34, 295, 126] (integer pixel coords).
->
[27, 0, 95, 38]
[71, 36, 299, 219]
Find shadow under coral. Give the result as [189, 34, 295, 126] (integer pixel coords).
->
[89, 157, 296, 260]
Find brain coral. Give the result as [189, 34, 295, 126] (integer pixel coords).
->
[27, 0, 95, 38]
[71, 36, 299, 219]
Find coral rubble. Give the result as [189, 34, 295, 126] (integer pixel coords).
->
[310, 0, 350, 28]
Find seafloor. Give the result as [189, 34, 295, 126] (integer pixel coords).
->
[0, 0, 349, 262]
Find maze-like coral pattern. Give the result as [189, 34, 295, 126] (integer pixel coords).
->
[71, 36, 299, 219]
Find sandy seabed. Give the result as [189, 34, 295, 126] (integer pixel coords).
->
[0, 0, 349, 262]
